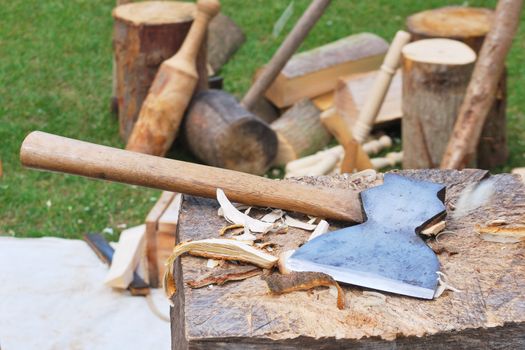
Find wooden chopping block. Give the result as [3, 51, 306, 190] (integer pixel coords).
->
[112, 1, 208, 141]
[125, 0, 220, 156]
[170, 169, 525, 348]
[407, 5, 509, 169]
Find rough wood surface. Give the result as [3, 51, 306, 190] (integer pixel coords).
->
[207, 13, 245, 73]
[271, 98, 331, 166]
[184, 90, 278, 175]
[170, 169, 525, 349]
[406, 5, 509, 169]
[440, 0, 521, 169]
[402, 39, 476, 169]
[262, 33, 388, 108]
[113, 1, 207, 141]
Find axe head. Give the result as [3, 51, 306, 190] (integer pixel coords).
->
[288, 174, 446, 299]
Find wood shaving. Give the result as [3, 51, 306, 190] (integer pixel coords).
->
[262, 271, 345, 310]
[485, 218, 507, 226]
[308, 220, 330, 241]
[219, 223, 244, 236]
[277, 250, 295, 275]
[434, 271, 462, 298]
[186, 264, 261, 289]
[420, 220, 446, 237]
[260, 209, 285, 223]
[284, 215, 316, 231]
[216, 189, 274, 233]
[206, 259, 220, 268]
[476, 224, 525, 243]
[163, 239, 278, 304]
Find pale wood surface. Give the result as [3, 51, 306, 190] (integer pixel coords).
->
[20, 132, 363, 223]
[406, 5, 509, 169]
[171, 169, 525, 349]
[113, 1, 207, 141]
[271, 98, 331, 166]
[184, 90, 278, 175]
[159, 193, 183, 234]
[352, 31, 411, 143]
[125, 0, 219, 156]
[402, 39, 476, 169]
[440, 0, 522, 169]
[334, 69, 402, 127]
[263, 33, 388, 108]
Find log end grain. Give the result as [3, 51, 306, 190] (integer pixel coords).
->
[112, 1, 196, 26]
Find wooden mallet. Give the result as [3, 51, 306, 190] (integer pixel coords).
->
[125, 0, 220, 156]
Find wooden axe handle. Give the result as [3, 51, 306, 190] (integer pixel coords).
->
[241, 0, 331, 110]
[20, 131, 363, 223]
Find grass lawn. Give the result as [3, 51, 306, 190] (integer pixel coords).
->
[1, 0, 523, 239]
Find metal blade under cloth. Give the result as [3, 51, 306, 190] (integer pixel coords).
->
[288, 174, 446, 299]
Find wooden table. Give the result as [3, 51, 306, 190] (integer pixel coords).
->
[169, 170, 525, 349]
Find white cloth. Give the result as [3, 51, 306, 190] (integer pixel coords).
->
[0, 237, 170, 349]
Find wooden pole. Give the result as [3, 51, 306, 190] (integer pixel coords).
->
[401, 39, 476, 169]
[406, 5, 509, 169]
[125, 0, 219, 156]
[352, 30, 411, 143]
[113, 1, 207, 141]
[440, 0, 523, 169]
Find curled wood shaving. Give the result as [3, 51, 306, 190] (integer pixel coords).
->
[260, 209, 285, 223]
[284, 215, 316, 231]
[219, 223, 244, 236]
[163, 239, 278, 304]
[186, 265, 261, 289]
[434, 271, 462, 298]
[475, 224, 525, 243]
[262, 271, 345, 310]
[308, 220, 330, 241]
[421, 220, 446, 237]
[216, 189, 274, 233]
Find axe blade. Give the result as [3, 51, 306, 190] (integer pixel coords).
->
[288, 174, 446, 299]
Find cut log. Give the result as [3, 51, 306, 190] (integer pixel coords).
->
[406, 5, 509, 168]
[402, 39, 476, 169]
[171, 170, 525, 348]
[261, 33, 389, 108]
[271, 98, 331, 166]
[184, 90, 278, 175]
[335, 69, 402, 130]
[207, 12, 245, 73]
[104, 224, 146, 289]
[113, 1, 208, 141]
[440, 0, 521, 169]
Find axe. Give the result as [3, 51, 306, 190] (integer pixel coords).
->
[20, 131, 445, 298]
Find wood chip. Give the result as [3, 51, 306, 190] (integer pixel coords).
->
[186, 264, 262, 289]
[476, 225, 525, 243]
[420, 220, 446, 237]
[260, 209, 285, 223]
[262, 271, 345, 310]
[284, 215, 317, 231]
[163, 239, 278, 304]
[216, 189, 274, 233]
[308, 220, 330, 241]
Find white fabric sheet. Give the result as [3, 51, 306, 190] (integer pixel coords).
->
[0, 237, 171, 349]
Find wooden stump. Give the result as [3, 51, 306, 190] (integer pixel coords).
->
[113, 1, 208, 141]
[406, 6, 508, 168]
[270, 98, 332, 166]
[402, 39, 476, 169]
[170, 169, 525, 349]
[183, 90, 278, 175]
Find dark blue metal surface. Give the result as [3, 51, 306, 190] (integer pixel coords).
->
[288, 174, 446, 299]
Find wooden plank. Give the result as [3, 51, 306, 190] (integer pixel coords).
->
[146, 191, 176, 287]
[171, 170, 525, 348]
[334, 69, 402, 127]
[158, 193, 183, 234]
[261, 33, 388, 108]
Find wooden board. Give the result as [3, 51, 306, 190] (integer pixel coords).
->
[261, 33, 388, 108]
[170, 169, 525, 349]
[334, 69, 402, 127]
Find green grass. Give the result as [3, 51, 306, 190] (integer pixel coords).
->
[1, 0, 523, 238]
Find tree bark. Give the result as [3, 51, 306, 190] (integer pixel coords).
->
[183, 90, 278, 175]
[402, 39, 476, 169]
[113, 1, 208, 141]
[406, 5, 509, 168]
[439, 0, 522, 169]
[271, 98, 332, 166]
